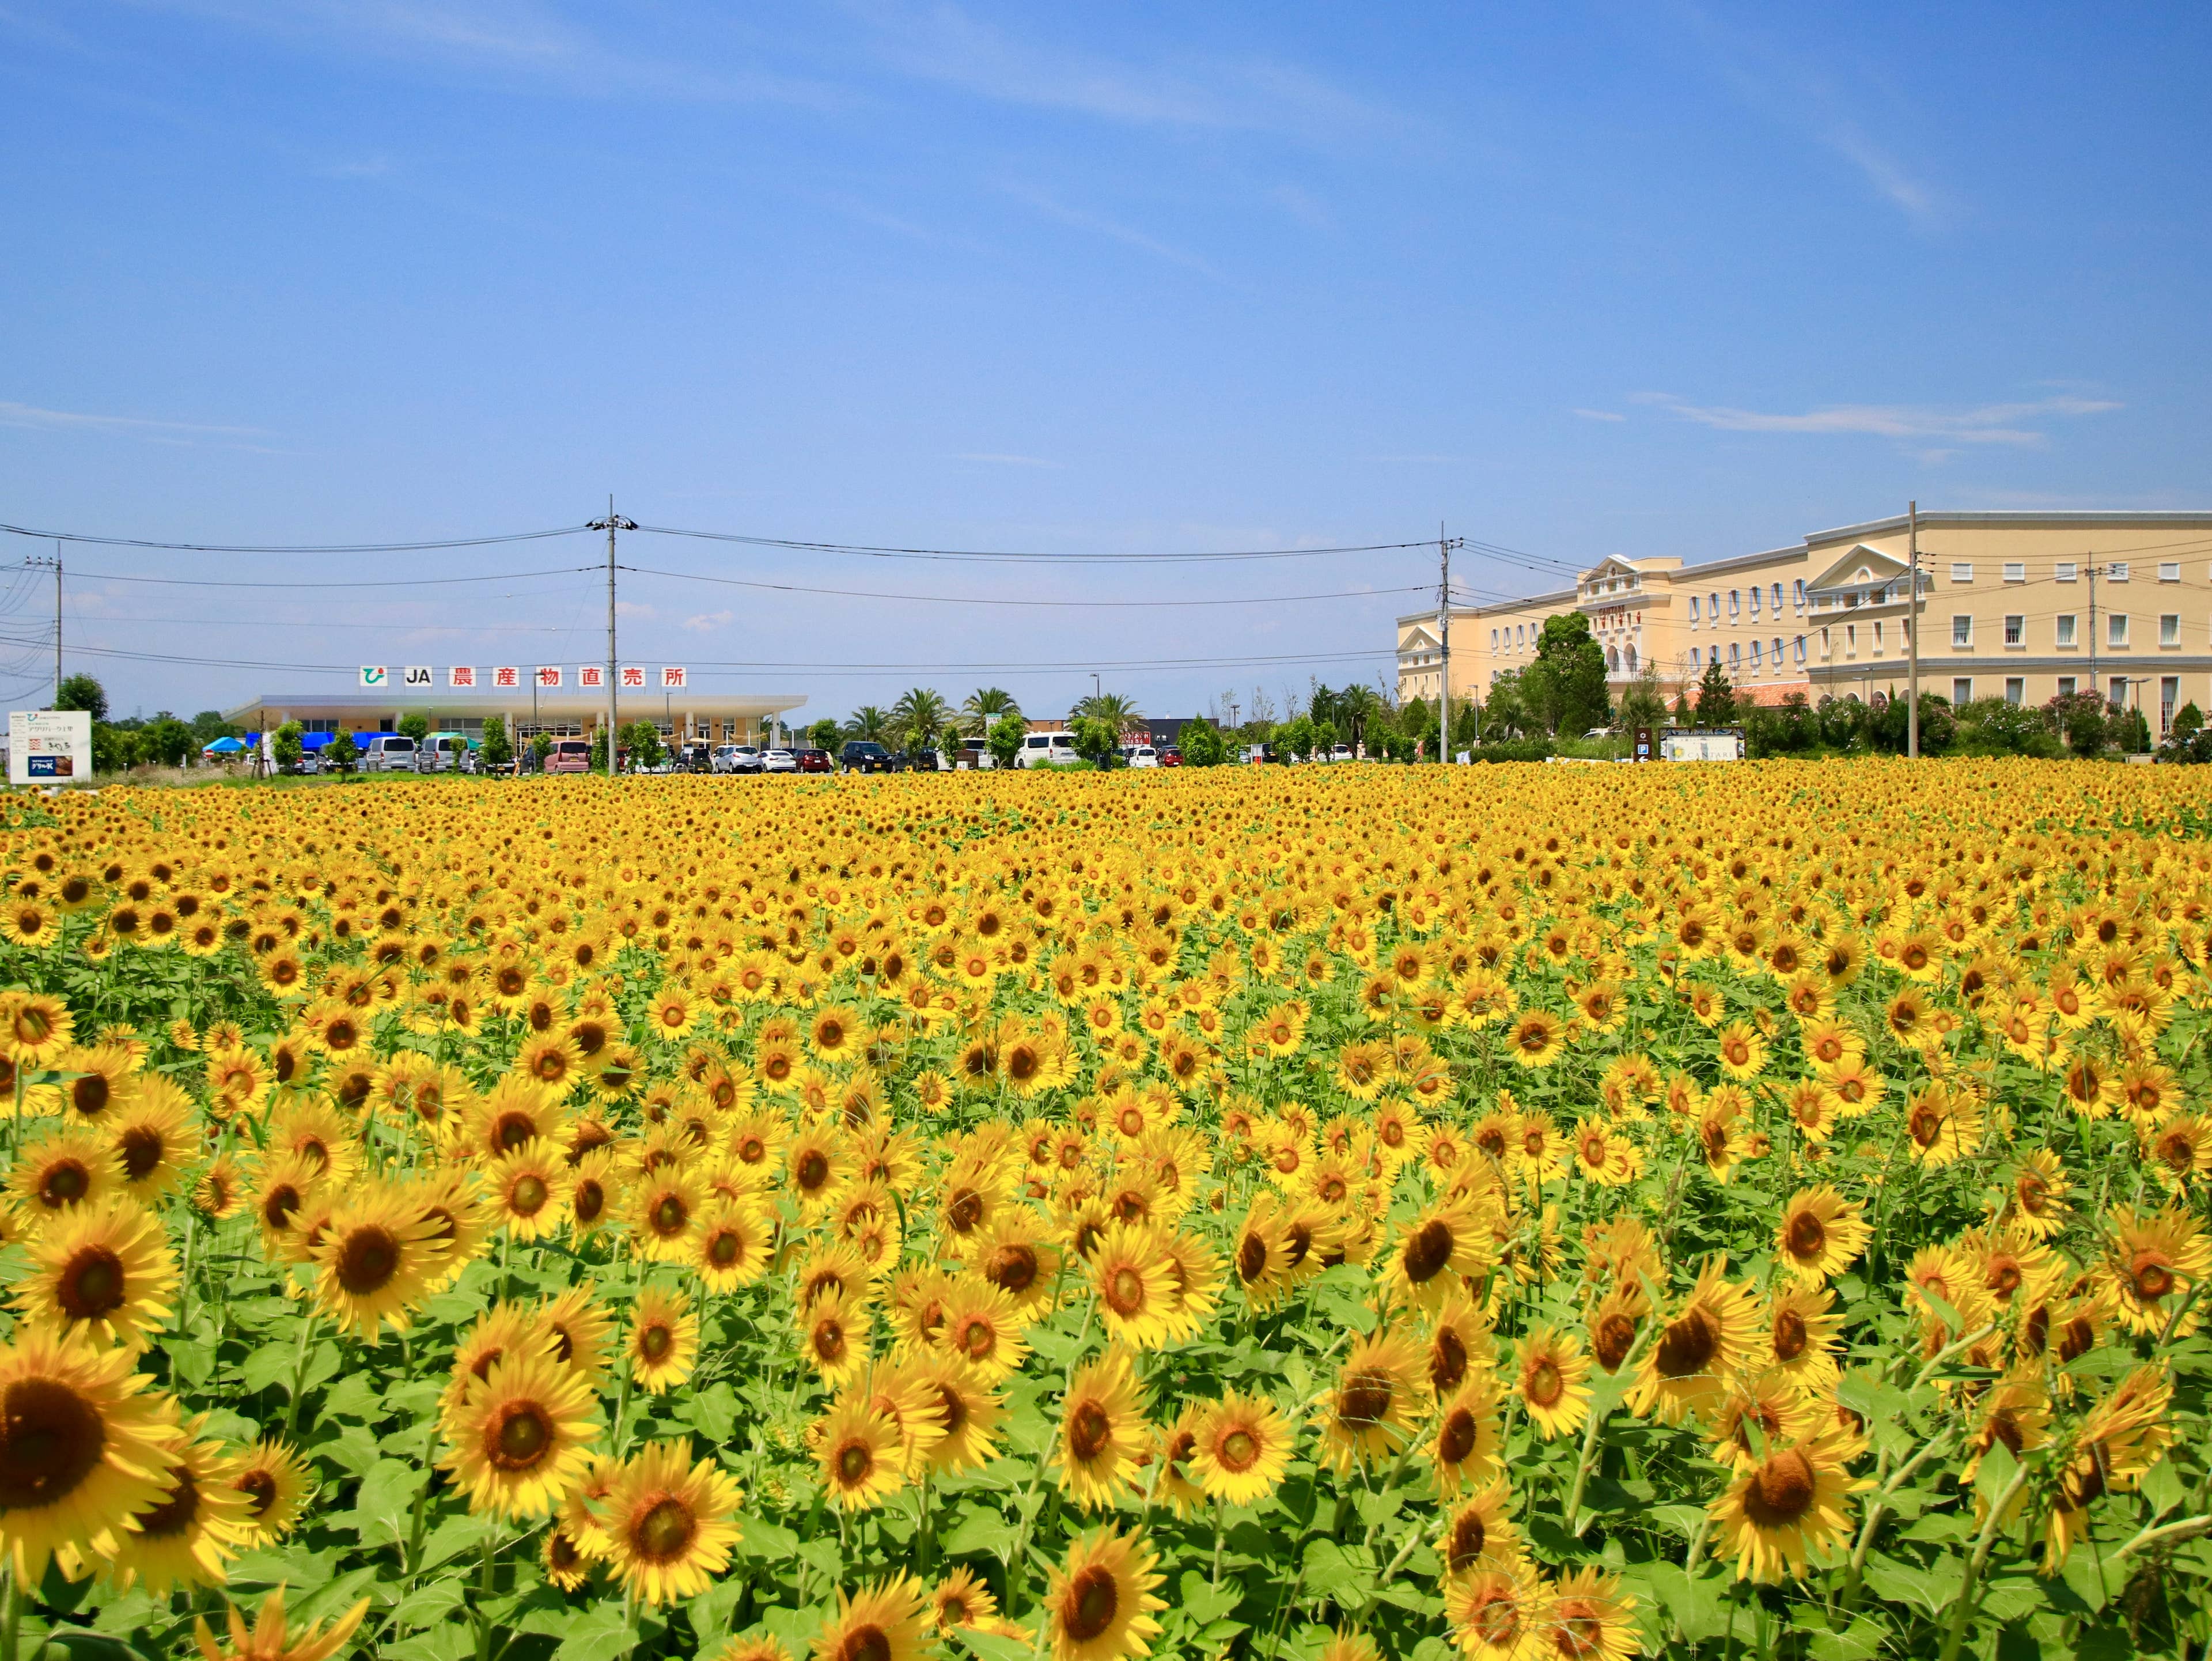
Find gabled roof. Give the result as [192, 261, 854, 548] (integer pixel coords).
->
[1399, 624, 1441, 652]
[1581, 555, 1642, 582]
[1805, 543, 1912, 593]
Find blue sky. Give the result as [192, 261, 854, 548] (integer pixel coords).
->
[1, 1, 2206, 724]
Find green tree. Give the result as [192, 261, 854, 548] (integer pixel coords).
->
[1479, 674, 1527, 742]
[141, 716, 193, 767]
[986, 711, 1026, 769]
[1072, 716, 1122, 769]
[479, 717, 513, 771]
[961, 687, 1021, 736]
[806, 717, 842, 751]
[2175, 702, 2205, 741]
[1522, 613, 1611, 735]
[620, 720, 664, 770]
[891, 688, 952, 754]
[1070, 691, 1144, 737]
[55, 674, 107, 721]
[273, 720, 305, 774]
[396, 711, 431, 743]
[1178, 718, 1226, 767]
[188, 710, 235, 750]
[846, 705, 892, 744]
[1336, 686, 1382, 756]
[1694, 660, 1737, 725]
[531, 733, 555, 770]
[1616, 668, 1667, 736]
[326, 731, 359, 774]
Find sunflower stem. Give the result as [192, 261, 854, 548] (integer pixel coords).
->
[1563, 1394, 1609, 1538]
[281, 1303, 318, 1439]
[2, 1560, 18, 1661]
[1936, 1465, 2028, 1661]
[1840, 1429, 1956, 1610]
[474, 1526, 499, 1661]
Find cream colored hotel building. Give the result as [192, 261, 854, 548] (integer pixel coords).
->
[1397, 510, 2212, 736]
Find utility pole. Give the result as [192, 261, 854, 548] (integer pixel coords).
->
[588, 498, 636, 774]
[2088, 559, 2099, 708]
[1438, 524, 1451, 763]
[1906, 502, 1920, 759]
[25, 550, 60, 705]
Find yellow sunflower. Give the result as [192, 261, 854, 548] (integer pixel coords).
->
[1044, 1526, 1165, 1661]
[1189, 1391, 1293, 1506]
[597, 1439, 742, 1606]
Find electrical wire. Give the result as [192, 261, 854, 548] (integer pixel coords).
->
[0, 523, 592, 554]
[634, 525, 1432, 564]
[619, 565, 1428, 609]
[60, 566, 601, 591]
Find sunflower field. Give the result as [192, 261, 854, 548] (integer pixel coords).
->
[1, 762, 2210, 1661]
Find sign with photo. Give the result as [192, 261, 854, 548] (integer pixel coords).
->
[9, 709, 92, 785]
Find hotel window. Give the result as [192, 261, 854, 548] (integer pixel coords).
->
[1950, 562, 1974, 583]
[1846, 624, 1857, 654]
[1728, 642, 1741, 669]
[1709, 646, 1720, 667]
[2161, 614, 2181, 646]
[2005, 678, 2024, 706]
[1709, 592, 1721, 619]
[2056, 615, 2077, 646]
[1874, 620, 1885, 649]
[1688, 597, 1700, 622]
[2162, 563, 2182, 583]
[1952, 615, 1972, 647]
[1771, 636, 1783, 665]
[1794, 635, 1806, 664]
[1748, 587, 1761, 617]
[2056, 562, 2078, 582]
[2164, 676, 2181, 734]
[2109, 614, 2129, 648]
[1729, 589, 1741, 618]
[2003, 563, 2025, 583]
[1516, 625, 1525, 648]
[2058, 676, 2076, 698]
[2109, 676, 2128, 709]
[1490, 629, 1498, 649]
[1819, 627, 1830, 658]
[1953, 678, 1972, 705]
[1771, 583, 1783, 611]
[1749, 640, 1763, 667]
[2004, 615, 2023, 646]
[1793, 580, 1806, 609]
[2109, 562, 2130, 582]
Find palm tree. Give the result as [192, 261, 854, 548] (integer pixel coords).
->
[961, 687, 1021, 737]
[1070, 691, 1145, 737]
[1337, 684, 1382, 755]
[891, 687, 952, 754]
[845, 705, 891, 744]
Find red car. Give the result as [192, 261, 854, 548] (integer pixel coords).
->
[796, 748, 833, 773]
[1161, 748, 1183, 767]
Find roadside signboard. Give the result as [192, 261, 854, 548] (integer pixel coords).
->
[1660, 727, 1747, 761]
[1633, 725, 1656, 761]
[9, 710, 92, 785]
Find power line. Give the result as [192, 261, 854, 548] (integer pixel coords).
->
[634, 524, 1431, 563]
[619, 564, 1427, 609]
[0, 522, 592, 554]
[62, 566, 600, 591]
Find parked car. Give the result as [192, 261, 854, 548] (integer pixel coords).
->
[955, 739, 995, 770]
[1119, 745, 1160, 769]
[893, 749, 943, 773]
[360, 735, 418, 773]
[1330, 744, 1354, 762]
[762, 748, 797, 773]
[712, 744, 755, 774]
[1017, 731, 1079, 767]
[545, 738, 593, 774]
[418, 733, 470, 773]
[1161, 748, 1182, 767]
[680, 743, 711, 774]
[796, 748, 832, 774]
[840, 741, 894, 774]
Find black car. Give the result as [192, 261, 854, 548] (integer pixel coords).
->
[840, 741, 893, 774]
[905, 748, 940, 773]
[680, 743, 711, 774]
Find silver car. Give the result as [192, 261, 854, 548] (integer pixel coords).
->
[762, 748, 798, 774]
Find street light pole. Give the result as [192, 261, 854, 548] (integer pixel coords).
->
[588, 498, 637, 774]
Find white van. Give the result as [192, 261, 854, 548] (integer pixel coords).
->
[361, 735, 417, 773]
[1017, 732, 1078, 767]
[956, 738, 995, 770]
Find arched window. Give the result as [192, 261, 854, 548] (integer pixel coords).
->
[1749, 640, 1763, 667]
[1793, 580, 1806, 609]
[1748, 587, 1762, 617]
[1772, 637, 1783, 665]
[1625, 644, 1638, 673]
[1710, 592, 1721, 620]
[1689, 596, 1700, 622]
[1728, 642, 1741, 669]
[1709, 646, 1721, 666]
[1606, 646, 1620, 672]
[1793, 635, 1806, 664]
[1726, 590, 1739, 618]
[1771, 583, 1785, 611]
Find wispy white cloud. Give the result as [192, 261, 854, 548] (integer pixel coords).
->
[1630, 391, 2122, 447]
[614, 600, 656, 619]
[849, 1, 1387, 143]
[1667, 6, 1945, 227]
[0, 398, 278, 449]
[1001, 184, 1222, 280]
[1571, 408, 1626, 423]
[128, 1, 847, 107]
[681, 610, 734, 633]
[953, 452, 1060, 468]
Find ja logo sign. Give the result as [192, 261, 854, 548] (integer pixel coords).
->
[359, 665, 388, 687]
[403, 666, 434, 688]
